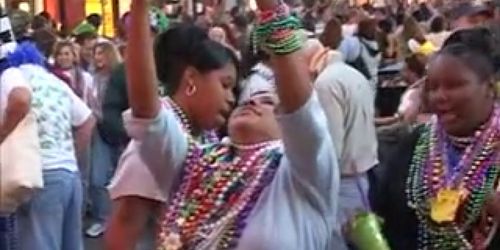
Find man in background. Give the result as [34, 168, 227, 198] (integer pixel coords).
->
[74, 31, 98, 72]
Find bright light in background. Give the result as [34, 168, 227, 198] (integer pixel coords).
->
[249, 0, 257, 11]
[86, 0, 115, 37]
[119, 0, 131, 16]
[19, 2, 30, 12]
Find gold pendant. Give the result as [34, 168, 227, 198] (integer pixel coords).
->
[430, 187, 465, 224]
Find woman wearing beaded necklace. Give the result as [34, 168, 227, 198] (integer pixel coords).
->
[105, 25, 238, 248]
[373, 41, 500, 249]
[114, 0, 342, 249]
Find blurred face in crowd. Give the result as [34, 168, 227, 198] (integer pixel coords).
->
[93, 42, 122, 72]
[320, 18, 342, 49]
[56, 45, 76, 69]
[208, 27, 226, 44]
[80, 38, 97, 65]
[94, 46, 108, 69]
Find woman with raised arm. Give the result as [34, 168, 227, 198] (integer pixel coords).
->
[105, 24, 238, 249]
[118, 0, 342, 249]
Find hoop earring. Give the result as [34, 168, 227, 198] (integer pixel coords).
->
[186, 84, 197, 97]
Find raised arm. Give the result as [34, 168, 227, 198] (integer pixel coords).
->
[127, 0, 160, 119]
[254, 0, 340, 207]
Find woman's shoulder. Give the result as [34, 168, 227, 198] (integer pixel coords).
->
[0, 67, 30, 96]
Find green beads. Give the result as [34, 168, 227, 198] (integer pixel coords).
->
[254, 15, 303, 55]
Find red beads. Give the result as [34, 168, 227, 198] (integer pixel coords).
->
[158, 141, 281, 249]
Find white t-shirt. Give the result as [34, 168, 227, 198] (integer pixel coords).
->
[19, 64, 92, 172]
[0, 68, 31, 122]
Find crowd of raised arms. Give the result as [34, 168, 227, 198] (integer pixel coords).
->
[1, 0, 500, 250]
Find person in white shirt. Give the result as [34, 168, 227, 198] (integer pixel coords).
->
[317, 17, 378, 237]
[6, 42, 95, 250]
[0, 56, 31, 250]
[339, 18, 382, 93]
[0, 68, 31, 143]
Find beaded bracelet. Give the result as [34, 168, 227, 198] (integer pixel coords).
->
[255, 4, 303, 55]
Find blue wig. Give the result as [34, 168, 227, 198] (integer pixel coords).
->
[5, 42, 46, 68]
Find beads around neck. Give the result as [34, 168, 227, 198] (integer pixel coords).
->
[406, 105, 500, 249]
[158, 137, 282, 250]
[167, 98, 193, 135]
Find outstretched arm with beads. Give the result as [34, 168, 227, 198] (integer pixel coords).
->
[255, 2, 312, 113]
[254, 0, 340, 212]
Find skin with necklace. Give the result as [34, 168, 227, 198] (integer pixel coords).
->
[374, 42, 500, 250]
[111, 0, 341, 250]
[106, 23, 238, 250]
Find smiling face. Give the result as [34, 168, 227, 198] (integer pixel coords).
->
[425, 53, 495, 136]
[81, 38, 97, 65]
[93, 46, 108, 69]
[56, 45, 76, 69]
[228, 91, 282, 144]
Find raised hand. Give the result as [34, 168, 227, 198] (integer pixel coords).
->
[253, 0, 312, 113]
[126, 0, 160, 119]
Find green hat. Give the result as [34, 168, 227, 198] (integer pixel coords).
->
[72, 22, 97, 36]
[149, 7, 169, 33]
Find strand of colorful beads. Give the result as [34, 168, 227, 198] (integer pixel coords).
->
[157, 138, 282, 250]
[166, 98, 192, 134]
[406, 106, 500, 249]
[254, 3, 303, 55]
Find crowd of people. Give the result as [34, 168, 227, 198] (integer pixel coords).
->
[1, 0, 500, 249]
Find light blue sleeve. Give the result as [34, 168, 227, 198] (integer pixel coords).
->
[123, 109, 189, 190]
[338, 36, 361, 63]
[277, 93, 340, 208]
